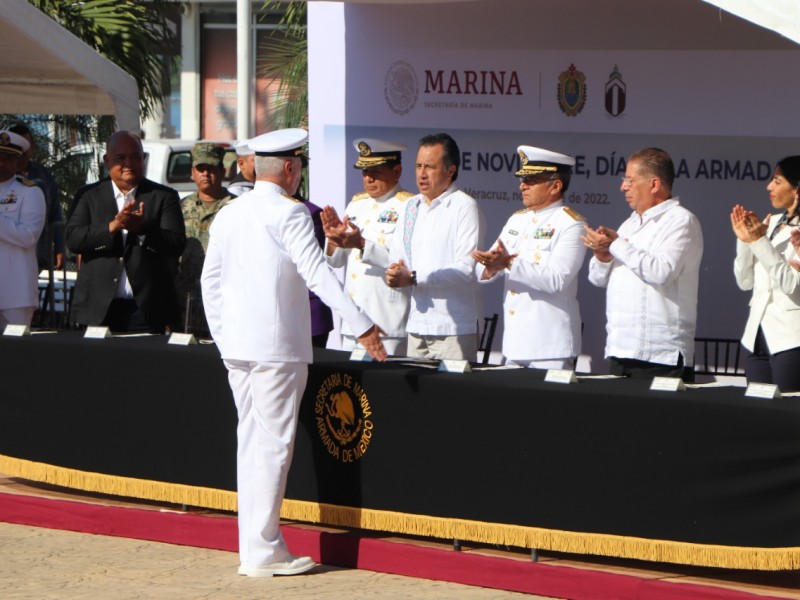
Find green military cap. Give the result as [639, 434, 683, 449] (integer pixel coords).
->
[191, 142, 225, 167]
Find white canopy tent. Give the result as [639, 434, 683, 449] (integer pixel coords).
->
[704, 0, 800, 44]
[0, 0, 139, 131]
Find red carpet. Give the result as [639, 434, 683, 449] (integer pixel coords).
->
[0, 492, 789, 600]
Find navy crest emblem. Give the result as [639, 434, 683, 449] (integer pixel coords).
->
[557, 64, 586, 117]
[604, 65, 626, 117]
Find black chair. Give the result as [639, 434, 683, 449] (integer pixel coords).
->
[694, 337, 744, 376]
[183, 292, 211, 339]
[478, 313, 499, 365]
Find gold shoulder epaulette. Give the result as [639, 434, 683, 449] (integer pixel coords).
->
[563, 206, 586, 221]
[395, 190, 415, 201]
[15, 175, 35, 187]
[282, 194, 301, 203]
[351, 192, 370, 202]
[513, 207, 530, 215]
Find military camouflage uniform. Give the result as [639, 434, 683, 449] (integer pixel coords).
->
[176, 190, 232, 333]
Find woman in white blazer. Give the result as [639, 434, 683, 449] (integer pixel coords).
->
[731, 155, 800, 391]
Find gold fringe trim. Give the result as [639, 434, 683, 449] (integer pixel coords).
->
[0, 455, 237, 512]
[3, 454, 799, 571]
[280, 499, 800, 572]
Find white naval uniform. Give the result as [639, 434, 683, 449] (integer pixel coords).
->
[479, 201, 586, 364]
[326, 186, 411, 353]
[0, 175, 46, 323]
[201, 181, 372, 569]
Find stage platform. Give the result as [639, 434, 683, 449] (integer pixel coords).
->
[1, 474, 799, 599]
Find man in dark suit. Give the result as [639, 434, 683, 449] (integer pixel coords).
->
[66, 131, 186, 333]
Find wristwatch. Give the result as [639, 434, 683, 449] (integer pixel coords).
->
[410, 270, 417, 286]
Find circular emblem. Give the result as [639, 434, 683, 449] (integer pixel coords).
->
[314, 372, 374, 463]
[384, 60, 418, 116]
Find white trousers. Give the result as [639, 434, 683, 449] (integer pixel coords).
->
[224, 359, 308, 568]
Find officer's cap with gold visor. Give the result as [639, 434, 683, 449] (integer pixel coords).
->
[353, 138, 406, 169]
[0, 130, 30, 157]
[249, 128, 308, 160]
[515, 145, 575, 177]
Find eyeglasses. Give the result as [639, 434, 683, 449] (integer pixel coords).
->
[621, 175, 658, 186]
[521, 175, 556, 186]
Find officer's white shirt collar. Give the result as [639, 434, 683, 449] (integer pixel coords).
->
[634, 197, 679, 224]
[525, 199, 564, 216]
[418, 183, 459, 208]
[111, 181, 138, 211]
[253, 180, 291, 197]
[370, 184, 401, 203]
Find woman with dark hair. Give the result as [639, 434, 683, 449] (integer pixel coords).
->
[731, 155, 800, 391]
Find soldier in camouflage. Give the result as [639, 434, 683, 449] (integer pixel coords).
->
[177, 142, 232, 335]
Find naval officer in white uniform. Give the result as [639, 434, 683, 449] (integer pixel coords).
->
[473, 145, 586, 370]
[0, 129, 46, 328]
[322, 138, 412, 355]
[201, 128, 386, 578]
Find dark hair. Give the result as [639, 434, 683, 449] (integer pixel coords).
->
[776, 156, 800, 188]
[419, 132, 460, 182]
[629, 147, 675, 193]
[8, 123, 31, 136]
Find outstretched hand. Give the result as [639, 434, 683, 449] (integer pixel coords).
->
[357, 324, 388, 362]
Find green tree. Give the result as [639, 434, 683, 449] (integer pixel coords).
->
[29, 0, 176, 122]
[260, 0, 308, 130]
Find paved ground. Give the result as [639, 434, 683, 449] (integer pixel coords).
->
[0, 522, 551, 600]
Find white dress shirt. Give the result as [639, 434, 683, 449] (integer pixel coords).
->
[734, 213, 800, 354]
[325, 186, 411, 339]
[112, 182, 137, 299]
[588, 198, 703, 366]
[479, 201, 586, 361]
[362, 184, 485, 336]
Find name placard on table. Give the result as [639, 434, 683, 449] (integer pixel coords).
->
[84, 326, 112, 339]
[168, 332, 197, 346]
[544, 369, 577, 384]
[745, 382, 781, 399]
[650, 376, 686, 392]
[3, 324, 31, 337]
[348, 348, 372, 362]
[438, 359, 472, 373]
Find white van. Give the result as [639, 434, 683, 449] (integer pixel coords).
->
[70, 139, 239, 198]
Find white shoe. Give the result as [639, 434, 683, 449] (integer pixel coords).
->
[238, 555, 316, 578]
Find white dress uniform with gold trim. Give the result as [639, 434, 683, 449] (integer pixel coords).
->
[326, 185, 412, 342]
[479, 144, 586, 364]
[482, 202, 586, 362]
[0, 130, 46, 316]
